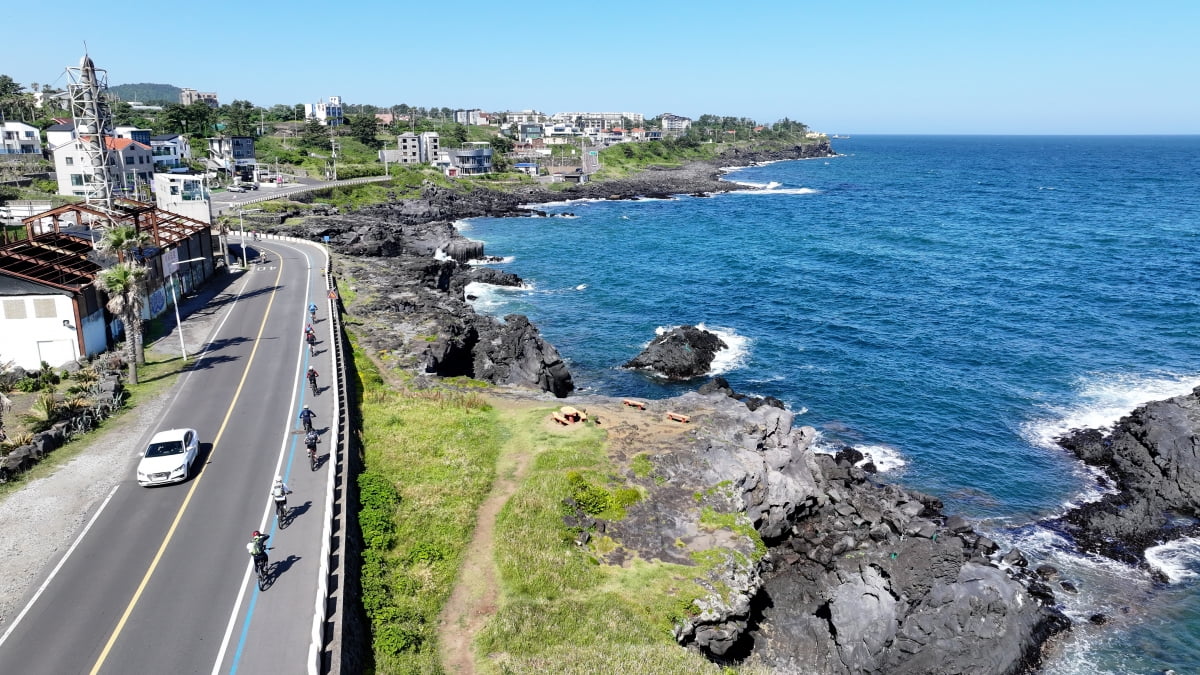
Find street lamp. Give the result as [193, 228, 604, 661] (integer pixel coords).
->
[169, 257, 206, 361]
[238, 206, 262, 267]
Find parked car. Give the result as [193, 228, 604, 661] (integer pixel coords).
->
[137, 428, 200, 486]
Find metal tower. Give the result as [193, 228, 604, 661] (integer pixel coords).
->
[65, 53, 115, 212]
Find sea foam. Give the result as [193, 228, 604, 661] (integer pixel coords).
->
[463, 280, 533, 314]
[809, 430, 908, 473]
[1021, 371, 1200, 450]
[1145, 537, 1200, 583]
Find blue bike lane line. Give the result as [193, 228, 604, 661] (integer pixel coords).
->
[211, 240, 327, 675]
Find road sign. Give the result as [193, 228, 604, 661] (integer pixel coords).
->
[589, 151, 598, 156]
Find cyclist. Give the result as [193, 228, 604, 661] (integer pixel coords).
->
[306, 366, 319, 395]
[298, 403, 316, 432]
[247, 530, 270, 574]
[306, 329, 317, 356]
[272, 475, 293, 517]
[308, 301, 318, 323]
[305, 428, 319, 462]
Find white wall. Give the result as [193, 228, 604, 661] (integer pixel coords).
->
[0, 294, 80, 369]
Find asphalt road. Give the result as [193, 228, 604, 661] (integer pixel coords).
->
[0, 239, 335, 674]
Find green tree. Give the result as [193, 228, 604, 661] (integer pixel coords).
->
[446, 123, 468, 146]
[185, 101, 217, 136]
[160, 103, 188, 134]
[0, 75, 21, 97]
[98, 263, 148, 385]
[300, 119, 329, 150]
[489, 135, 513, 155]
[348, 114, 382, 149]
[221, 100, 256, 136]
[265, 104, 294, 121]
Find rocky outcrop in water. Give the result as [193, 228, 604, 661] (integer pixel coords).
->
[624, 325, 728, 380]
[331, 231, 574, 397]
[1053, 385, 1200, 567]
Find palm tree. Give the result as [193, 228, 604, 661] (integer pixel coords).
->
[99, 263, 147, 384]
[98, 224, 152, 264]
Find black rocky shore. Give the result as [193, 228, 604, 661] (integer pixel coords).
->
[258, 141, 1078, 673]
[1051, 386, 1200, 573]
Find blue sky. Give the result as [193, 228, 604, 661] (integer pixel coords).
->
[3, 1, 1197, 134]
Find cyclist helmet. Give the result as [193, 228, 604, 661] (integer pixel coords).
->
[252, 530, 261, 537]
[303, 403, 309, 409]
[274, 475, 282, 484]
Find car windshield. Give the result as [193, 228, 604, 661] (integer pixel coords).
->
[145, 440, 185, 457]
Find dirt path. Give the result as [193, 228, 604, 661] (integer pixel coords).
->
[436, 397, 535, 674]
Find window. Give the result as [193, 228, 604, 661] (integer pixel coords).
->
[2, 299, 27, 319]
[65, 156, 74, 166]
[70, 174, 84, 186]
[33, 298, 57, 318]
[24, 131, 34, 139]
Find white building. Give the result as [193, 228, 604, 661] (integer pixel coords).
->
[382, 131, 440, 164]
[113, 125, 152, 147]
[52, 136, 154, 198]
[503, 110, 547, 125]
[44, 121, 75, 149]
[304, 96, 343, 126]
[453, 109, 486, 126]
[0, 232, 107, 369]
[551, 111, 644, 131]
[660, 113, 692, 135]
[0, 120, 41, 155]
[153, 173, 211, 224]
[150, 134, 191, 169]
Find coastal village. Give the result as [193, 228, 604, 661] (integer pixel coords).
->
[0, 55, 823, 375]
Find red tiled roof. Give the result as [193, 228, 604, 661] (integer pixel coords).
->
[105, 137, 149, 151]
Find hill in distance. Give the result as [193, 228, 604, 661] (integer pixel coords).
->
[109, 83, 182, 105]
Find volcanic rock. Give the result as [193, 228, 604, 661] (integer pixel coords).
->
[624, 325, 728, 380]
[1052, 385, 1200, 564]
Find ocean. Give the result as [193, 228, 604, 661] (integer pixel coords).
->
[461, 136, 1200, 673]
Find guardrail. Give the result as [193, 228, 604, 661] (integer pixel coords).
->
[250, 234, 352, 675]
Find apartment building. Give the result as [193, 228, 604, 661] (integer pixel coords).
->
[180, 88, 219, 107]
[52, 136, 154, 198]
[304, 96, 343, 126]
[0, 121, 41, 155]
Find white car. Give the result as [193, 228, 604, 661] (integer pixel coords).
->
[137, 428, 200, 486]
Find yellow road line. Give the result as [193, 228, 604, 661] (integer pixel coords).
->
[89, 261, 286, 675]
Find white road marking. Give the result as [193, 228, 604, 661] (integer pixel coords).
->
[0, 484, 120, 648]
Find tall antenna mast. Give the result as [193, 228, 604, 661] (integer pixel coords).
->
[66, 53, 115, 213]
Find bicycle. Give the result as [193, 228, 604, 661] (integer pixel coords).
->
[309, 307, 318, 324]
[310, 376, 319, 396]
[254, 549, 272, 590]
[307, 435, 319, 471]
[308, 334, 317, 357]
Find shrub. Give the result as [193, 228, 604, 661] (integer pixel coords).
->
[15, 377, 40, 393]
[567, 471, 612, 515]
[21, 392, 58, 432]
